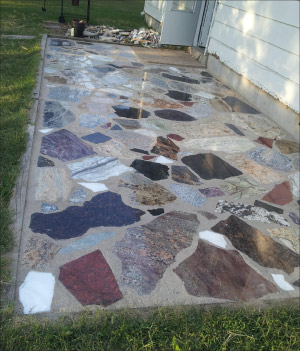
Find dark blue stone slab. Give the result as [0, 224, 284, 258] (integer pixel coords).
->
[113, 105, 150, 119]
[148, 208, 164, 216]
[37, 156, 55, 167]
[30, 192, 145, 240]
[166, 90, 192, 101]
[225, 123, 245, 136]
[130, 159, 169, 181]
[82, 132, 112, 144]
[130, 148, 149, 155]
[110, 124, 123, 131]
[254, 200, 283, 214]
[223, 96, 260, 114]
[154, 109, 196, 122]
[162, 73, 199, 84]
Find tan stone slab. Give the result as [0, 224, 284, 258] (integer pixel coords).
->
[267, 228, 299, 253]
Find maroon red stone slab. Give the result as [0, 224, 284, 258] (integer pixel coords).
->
[59, 250, 123, 306]
[255, 137, 274, 148]
[142, 155, 156, 160]
[174, 240, 277, 301]
[262, 181, 293, 206]
[167, 134, 184, 141]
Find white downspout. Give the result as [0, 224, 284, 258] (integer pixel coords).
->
[204, 0, 219, 55]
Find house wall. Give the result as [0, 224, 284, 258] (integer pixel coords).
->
[206, 0, 300, 114]
[144, 0, 166, 23]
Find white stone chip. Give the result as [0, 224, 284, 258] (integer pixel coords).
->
[78, 182, 108, 192]
[155, 156, 174, 164]
[194, 91, 215, 99]
[271, 274, 295, 291]
[19, 271, 55, 314]
[39, 128, 53, 134]
[199, 230, 227, 249]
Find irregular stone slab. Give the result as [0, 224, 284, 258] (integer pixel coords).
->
[59, 232, 116, 255]
[82, 132, 111, 144]
[131, 148, 149, 155]
[48, 86, 90, 103]
[215, 200, 290, 227]
[199, 187, 225, 197]
[69, 188, 87, 203]
[271, 274, 294, 291]
[262, 182, 293, 206]
[224, 123, 245, 136]
[23, 237, 59, 269]
[143, 156, 156, 160]
[112, 105, 150, 119]
[41, 203, 58, 212]
[254, 200, 283, 214]
[37, 156, 55, 167]
[68, 156, 132, 182]
[267, 228, 299, 252]
[106, 130, 155, 150]
[288, 172, 300, 198]
[78, 182, 108, 192]
[154, 109, 196, 122]
[166, 90, 192, 101]
[174, 240, 277, 300]
[222, 96, 259, 114]
[133, 98, 183, 110]
[292, 157, 300, 171]
[167, 134, 184, 141]
[171, 165, 202, 185]
[120, 173, 176, 206]
[30, 192, 145, 239]
[182, 153, 242, 180]
[59, 250, 122, 306]
[275, 140, 299, 154]
[151, 136, 180, 160]
[212, 215, 299, 274]
[199, 211, 218, 220]
[39, 128, 53, 134]
[148, 208, 164, 216]
[35, 168, 71, 202]
[130, 159, 169, 181]
[186, 102, 214, 118]
[226, 155, 282, 185]
[256, 136, 274, 148]
[289, 212, 299, 225]
[209, 98, 231, 112]
[114, 211, 199, 294]
[19, 272, 55, 314]
[199, 230, 227, 249]
[169, 184, 206, 208]
[181, 136, 256, 153]
[43, 101, 75, 128]
[248, 147, 292, 172]
[79, 114, 110, 128]
[151, 77, 169, 89]
[113, 118, 141, 129]
[41, 129, 96, 162]
[220, 175, 266, 199]
[110, 124, 122, 131]
[162, 73, 200, 84]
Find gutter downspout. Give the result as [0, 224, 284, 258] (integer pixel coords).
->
[204, 0, 219, 55]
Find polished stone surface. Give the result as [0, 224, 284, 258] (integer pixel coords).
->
[182, 153, 243, 180]
[130, 159, 169, 181]
[106, 130, 155, 150]
[162, 73, 199, 84]
[41, 129, 96, 162]
[37, 156, 55, 167]
[262, 182, 293, 206]
[30, 192, 145, 240]
[222, 96, 259, 114]
[256, 137, 274, 148]
[82, 132, 112, 144]
[142, 155, 156, 160]
[69, 188, 87, 204]
[154, 109, 196, 121]
[215, 200, 290, 227]
[59, 250, 122, 306]
[212, 216, 299, 274]
[167, 133, 184, 141]
[275, 140, 299, 154]
[48, 86, 90, 103]
[110, 124, 123, 130]
[166, 90, 192, 101]
[224, 123, 245, 136]
[171, 165, 202, 185]
[151, 136, 180, 160]
[199, 187, 225, 198]
[148, 208, 164, 216]
[169, 184, 206, 208]
[43, 101, 75, 128]
[79, 114, 110, 128]
[174, 240, 277, 300]
[113, 118, 141, 129]
[114, 211, 199, 294]
[113, 105, 150, 119]
[254, 200, 283, 214]
[220, 175, 266, 199]
[267, 228, 299, 252]
[131, 148, 149, 155]
[249, 147, 292, 172]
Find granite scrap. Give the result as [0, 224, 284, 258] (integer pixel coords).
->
[48, 86, 90, 103]
[130, 159, 169, 181]
[148, 208, 164, 216]
[131, 148, 149, 155]
[198, 211, 218, 220]
[37, 156, 55, 167]
[151, 136, 180, 160]
[224, 123, 245, 136]
[113, 118, 142, 129]
[154, 109, 196, 122]
[69, 188, 87, 204]
[199, 187, 225, 198]
[254, 200, 283, 214]
[248, 147, 292, 172]
[43, 101, 75, 128]
[288, 172, 300, 198]
[289, 212, 300, 225]
[106, 130, 155, 150]
[275, 139, 299, 154]
[79, 114, 110, 128]
[41, 203, 58, 212]
[262, 182, 293, 206]
[267, 228, 299, 252]
[222, 96, 260, 114]
[171, 165, 202, 185]
[169, 184, 206, 208]
[220, 175, 266, 199]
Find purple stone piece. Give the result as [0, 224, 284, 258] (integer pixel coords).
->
[199, 187, 225, 197]
[289, 212, 300, 225]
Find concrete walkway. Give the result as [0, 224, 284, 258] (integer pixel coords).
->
[15, 37, 299, 315]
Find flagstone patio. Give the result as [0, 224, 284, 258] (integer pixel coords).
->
[16, 38, 299, 315]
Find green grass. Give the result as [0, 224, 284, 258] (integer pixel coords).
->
[1, 305, 299, 350]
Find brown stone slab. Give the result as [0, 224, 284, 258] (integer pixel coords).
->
[262, 181, 293, 206]
[151, 136, 180, 160]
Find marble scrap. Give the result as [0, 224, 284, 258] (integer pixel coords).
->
[248, 147, 292, 172]
[289, 212, 299, 225]
[77, 182, 108, 192]
[169, 184, 206, 208]
[41, 129, 96, 162]
[162, 73, 199, 84]
[130, 159, 169, 181]
[215, 200, 290, 227]
[39, 128, 53, 134]
[19, 271, 55, 314]
[220, 175, 266, 199]
[254, 200, 283, 214]
[275, 140, 299, 154]
[131, 148, 149, 155]
[199, 211, 218, 220]
[30, 192, 145, 239]
[272, 274, 294, 291]
[79, 114, 110, 128]
[81, 132, 111, 144]
[113, 211, 199, 294]
[113, 118, 141, 129]
[222, 96, 259, 114]
[155, 156, 174, 164]
[182, 136, 256, 153]
[148, 208, 164, 216]
[256, 136, 274, 148]
[167, 134, 184, 141]
[59, 250, 122, 306]
[68, 156, 132, 182]
[226, 155, 282, 185]
[23, 237, 59, 269]
[212, 215, 299, 274]
[182, 153, 242, 180]
[166, 90, 192, 101]
[106, 130, 155, 150]
[43, 101, 75, 128]
[37, 156, 55, 167]
[288, 172, 300, 198]
[48, 86, 90, 103]
[113, 105, 150, 119]
[151, 136, 180, 160]
[262, 182, 293, 206]
[267, 228, 299, 252]
[174, 240, 277, 300]
[199, 230, 227, 249]
[69, 188, 87, 203]
[199, 187, 225, 197]
[110, 124, 123, 131]
[120, 173, 176, 206]
[154, 109, 196, 122]
[41, 203, 58, 212]
[59, 232, 116, 255]
[224, 123, 245, 136]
